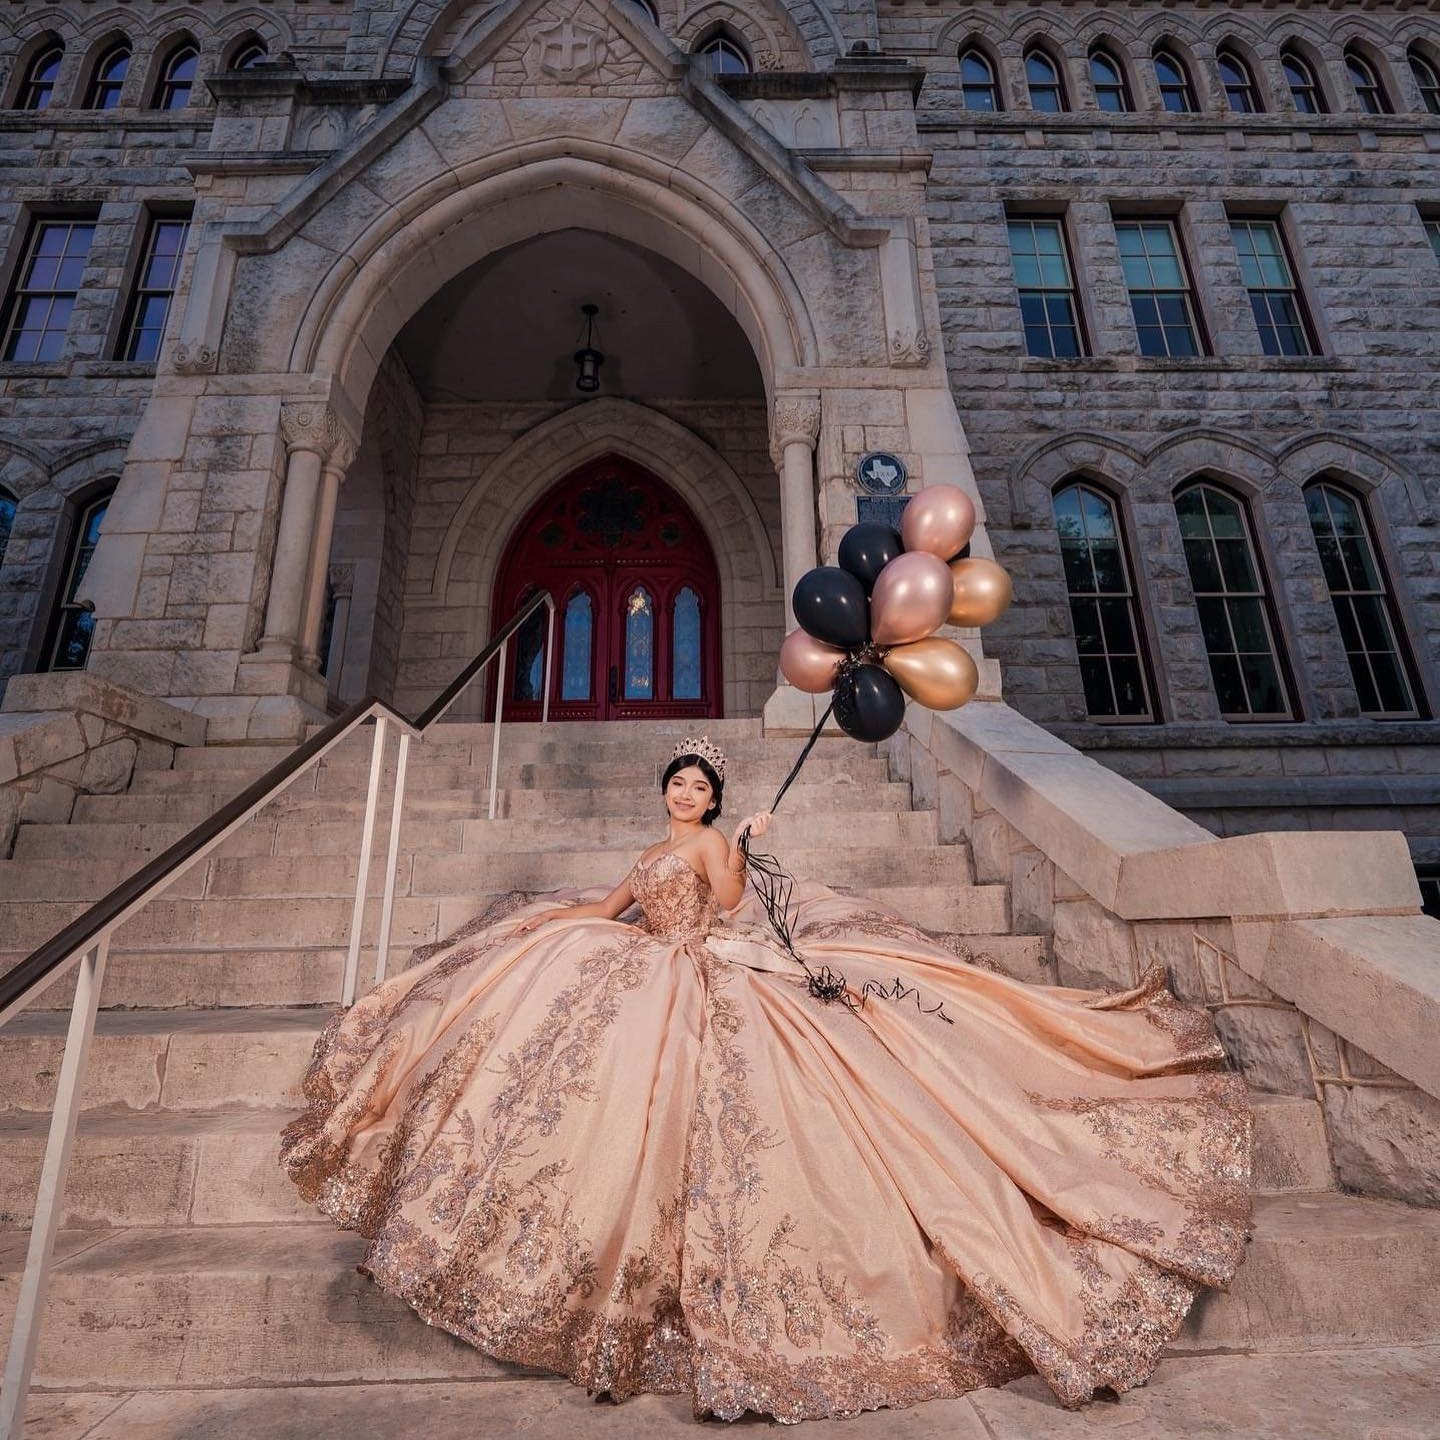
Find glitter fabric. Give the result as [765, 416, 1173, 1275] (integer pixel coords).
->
[280, 861, 1251, 1423]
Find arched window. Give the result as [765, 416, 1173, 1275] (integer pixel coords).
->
[698, 33, 749, 76]
[17, 43, 63, 111]
[1305, 481, 1420, 717]
[1345, 46, 1391, 115]
[1053, 482, 1154, 720]
[229, 40, 268, 72]
[1409, 47, 1440, 115]
[85, 43, 130, 109]
[1281, 48, 1327, 114]
[0, 486, 16, 564]
[623, 585, 655, 699]
[1089, 48, 1132, 113]
[960, 48, 1002, 111]
[672, 585, 703, 701]
[620, 0, 659, 23]
[44, 489, 111, 672]
[1025, 47, 1067, 112]
[1174, 483, 1292, 720]
[561, 589, 594, 702]
[1153, 48, 1196, 112]
[152, 42, 198, 110]
[510, 592, 548, 703]
[1218, 48, 1262, 114]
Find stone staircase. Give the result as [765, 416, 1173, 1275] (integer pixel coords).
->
[1, 719, 1438, 1422]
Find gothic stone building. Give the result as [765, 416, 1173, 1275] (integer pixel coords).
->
[1, 0, 1438, 897]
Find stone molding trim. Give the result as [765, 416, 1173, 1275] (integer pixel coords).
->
[279, 404, 352, 464]
[169, 342, 219, 376]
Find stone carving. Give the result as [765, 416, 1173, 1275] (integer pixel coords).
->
[305, 112, 344, 150]
[328, 561, 355, 600]
[280, 403, 345, 460]
[534, 19, 608, 81]
[771, 393, 822, 453]
[889, 329, 932, 368]
[170, 341, 217, 375]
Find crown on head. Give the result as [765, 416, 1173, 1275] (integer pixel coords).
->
[670, 735, 727, 781]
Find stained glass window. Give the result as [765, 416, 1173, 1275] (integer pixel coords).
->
[624, 586, 654, 699]
[673, 586, 702, 700]
[511, 602, 547, 702]
[46, 493, 110, 671]
[561, 591, 593, 701]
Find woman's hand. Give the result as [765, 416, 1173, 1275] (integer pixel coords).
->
[735, 811, 773, 847]
[516, 908, 568, 935]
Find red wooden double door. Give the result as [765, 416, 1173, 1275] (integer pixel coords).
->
[493, 456, 722, 721]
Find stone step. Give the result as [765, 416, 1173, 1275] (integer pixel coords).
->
[5, 1194, 1435, 1389]
[0, 1092, 1333, 1234]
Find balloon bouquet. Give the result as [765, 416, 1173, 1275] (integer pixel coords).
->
[780, 484, 1012, 744]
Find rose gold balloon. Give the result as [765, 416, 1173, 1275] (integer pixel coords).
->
[947, 556, 1014, 628]
[883, 637, 979, 711]
[900, 485, 977, 561]
[870, 551, 953, 646]
[779, 627, 845, 693]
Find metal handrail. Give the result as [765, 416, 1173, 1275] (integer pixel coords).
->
[0, 587, 554, 1439]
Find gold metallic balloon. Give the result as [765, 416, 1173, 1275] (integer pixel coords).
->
[947, 557, 1013, 628]
[883, 637, 979, 711]
[870, 551, 953, 647]
[900, 485, 977, 561]
[779, 626, 845, 693]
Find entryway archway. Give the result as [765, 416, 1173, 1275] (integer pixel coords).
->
[493, 455, 722, 721]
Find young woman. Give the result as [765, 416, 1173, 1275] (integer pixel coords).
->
[281, 736, 1250, 1424]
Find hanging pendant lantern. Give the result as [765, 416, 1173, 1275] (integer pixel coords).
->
[573, 303, 604, 393]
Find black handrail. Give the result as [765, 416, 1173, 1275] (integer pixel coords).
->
[0, 589, 553, 1018]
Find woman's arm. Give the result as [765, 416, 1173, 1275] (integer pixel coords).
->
[516, 876, 635, 933]
[702, 812, 771, 911]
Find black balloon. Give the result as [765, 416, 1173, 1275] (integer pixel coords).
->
[833, 663, 906, 743]
[792, 566, 870, 651]
[837, 523, 903, 595]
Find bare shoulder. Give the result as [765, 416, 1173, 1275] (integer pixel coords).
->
[698, 827, 730, 858]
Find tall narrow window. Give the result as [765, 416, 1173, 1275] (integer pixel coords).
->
[673, 586, 702, 700]
[699, 34, 749, 75]
[0, 487, 16, 563]
[623, 586, 655, 699]
[1090, 48, 1132, 112]
[1007, 217, 1084, 357]
[1425, 213, 1440, 263]
[1282, 49, 1327, 114]
[1305, 482, 1419, 717]
[1230, 218, 1315, 356]
[1053, 483, 1154, 719]
[960, 49, 1002, 111]
[17, 44, 63, 110]
[1410, 49, 1440, 114]
[2, 218, 96, 363]
[1154, 49, 1196, 112]
[120, 215, 191, 363]
[229, 41, 268, 72]
[1345, 48, 1391, 115]
[1025, 48, 1066, 112]
[1115, 218, 1203, 357]
[510, 598, 547, 703]
[621, 0, 659, 22]
[45, 492, 110, 672]
[1418, 867, 1440, 920]
[85, 43, 130, 109]
[153, 43, 198, 110]
[561, 590, 593, 701]
[1218, 48, 1262, 113]
[1175, 484, 1292, 719]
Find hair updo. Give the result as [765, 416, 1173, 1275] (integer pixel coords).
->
[661, 753, 724, 824]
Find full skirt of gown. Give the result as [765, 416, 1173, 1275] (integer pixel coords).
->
[280, 851, 1251, 1423]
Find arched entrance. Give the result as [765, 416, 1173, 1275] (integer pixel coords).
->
[493, 455, 722, 721]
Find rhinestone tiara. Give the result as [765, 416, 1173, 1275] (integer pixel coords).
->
[669, 735, 727, 780]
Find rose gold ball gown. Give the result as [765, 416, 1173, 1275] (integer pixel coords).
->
[280, 850, 1251, 1423]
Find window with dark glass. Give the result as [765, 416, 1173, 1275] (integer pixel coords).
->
[1345, 48, 1391, 115]
[1154, 49, 1196, 112]
[229, 41, 268, 72]
[153, 43, 198, 110]
[1053, 483, 1154, 719]
[0, 487, 16, 563]
[45, 492, 110, 672]
[1090, 48, 1132, 112]
[1305, 481, 1420, 718]
[1174, 483, 1292, 720]
[1025, 47, 1066, 111]
[17, 44, 63, 111]
[699, 34, 749, 75]
[1115, 218, 1203, 357]
[561, 590, 594, 701]
[1410, 48, 1440, 114]
[621, 0, 659, 22]
[1425, 214, 1440, 263]
[1282, 49, 1326, 113]
[1218, 48, 1262, 113]
[1007, 217, 1084, 357]
[960, 48, 1002, 111]
[85, 43, 130, 109]
[2, 217, 96, 363]
[510, 598, 548, 703]
[120, 215, 191, 363]
[1230, 218, 1315, 357]
[1418, 867, 1440, 920]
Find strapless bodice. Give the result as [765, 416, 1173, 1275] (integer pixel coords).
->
[629, 851, 721, 942]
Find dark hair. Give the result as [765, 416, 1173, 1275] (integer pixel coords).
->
[661, 753, 724, 824]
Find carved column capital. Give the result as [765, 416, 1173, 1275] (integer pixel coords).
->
[769, 392, 822, 468]
[280, 403, 347, 462]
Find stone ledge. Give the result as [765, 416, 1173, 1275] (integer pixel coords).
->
[1144, 777, 1440, 808]
[1, 673, 206, 749]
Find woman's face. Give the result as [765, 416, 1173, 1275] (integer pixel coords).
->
[665, 764, 714, 823]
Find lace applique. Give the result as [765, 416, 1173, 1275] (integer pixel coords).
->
[630, 851, 721, 941]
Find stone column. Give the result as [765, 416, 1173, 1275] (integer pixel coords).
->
[770, 392, 822, 627]
[257, 404, 345, 659]
[298, 436, 357, 671]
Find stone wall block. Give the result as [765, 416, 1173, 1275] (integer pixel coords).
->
[935, 770, 975, 845]
[970, 809, 1017, 885]
[1134, 922, 1215, 1006]
[1052, 898, 1137, 991]
[79, 738, 138, 795]
[1010, 850, 1054, 935]
[1212, 1005, 1314, 1096]
[18, 775, 76, 826]
[1321, 1082, 1440, 1207]
[909, 736, 939, 812]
